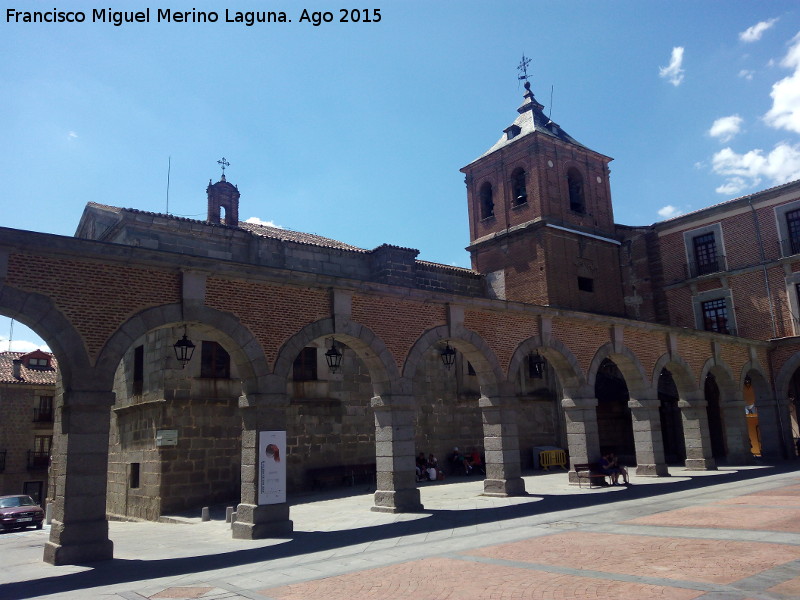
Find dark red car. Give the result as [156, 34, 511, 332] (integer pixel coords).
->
[0, 494, 44, 531]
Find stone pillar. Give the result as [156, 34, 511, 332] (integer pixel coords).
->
[44, 391, 115, 565]
[232, 392, 293, 539]
[563, 397, 601, 483]
[628, 398, 669, 476]
[721, 399, 752, 464]
[371, 395, 423, 513]
[679, 396, 716, 470]
[480, 395, 525, 496]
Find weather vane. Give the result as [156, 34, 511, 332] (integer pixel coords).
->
[217, 157, 230, 176]
[517, 53, 531, 85]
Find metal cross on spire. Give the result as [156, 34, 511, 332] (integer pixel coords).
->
[217, 157, 230, 176]
[517, 54, 532, 84]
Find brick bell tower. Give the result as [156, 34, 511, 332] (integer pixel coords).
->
[207, 157, 240, 227]
[461, 69, 625, 316]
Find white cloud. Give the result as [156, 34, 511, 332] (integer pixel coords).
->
[738, 69, 755, 80]
[711, 143, 800, 194]
[0, 336, 49, 353]
[764, 33, 800, 134]
[67, 131, 78, 140]
[245, 216, 283, 229]
[715, 178, 749, 196]
[657, 205, 683, 219]
[709, 115, 744, 143]
[659, 47, 685, 86]
[739, 18, 779, 43]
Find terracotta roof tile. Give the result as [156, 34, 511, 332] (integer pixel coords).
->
[0, 351, 58, 385]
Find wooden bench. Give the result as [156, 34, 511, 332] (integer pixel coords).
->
[307, 463, 376, 490]
[574, 463, 609, 488]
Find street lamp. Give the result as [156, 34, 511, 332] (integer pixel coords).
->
[440, 342, 456, 370]
[173, 325, 196, 369]
[325, 338, 343, 374]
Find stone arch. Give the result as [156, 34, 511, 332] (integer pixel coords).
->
[507, 335, 585, 394]
[587, 342, 649, 397]
[402, 324, 502, 397]
[95, 302, 267, 394]
[273, 317, 399, 398]
[0, 286, 91, 389]
[652, 353, 698, 395]
[743, 359, 789, 459]
[699, 357, 739, 400]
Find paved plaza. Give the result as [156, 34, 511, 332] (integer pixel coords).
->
[3, 464, 800, 600]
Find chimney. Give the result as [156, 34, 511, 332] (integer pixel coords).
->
[12, 359, 22, 380]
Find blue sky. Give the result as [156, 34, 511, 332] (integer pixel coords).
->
[2, 0, 800, 351]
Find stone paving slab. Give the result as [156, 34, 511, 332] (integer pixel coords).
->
[624, 503, 800, 532]
[3, 466, 800, 600]
[259, 556, 706, 600]
[467, 531, 800, 584]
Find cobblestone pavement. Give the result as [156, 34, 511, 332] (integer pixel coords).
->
[2, 464, 800, 600]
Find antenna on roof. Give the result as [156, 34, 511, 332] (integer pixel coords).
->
[549, 85, 554, 120]
[8, 319, 13, 351]
[166, 156, 171, 215]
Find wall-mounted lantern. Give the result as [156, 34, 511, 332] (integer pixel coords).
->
[173, 325, 196, 369]
[529, 352, 546, 379]
[440, 341, 456, 370]
[325, 338, 343, 374]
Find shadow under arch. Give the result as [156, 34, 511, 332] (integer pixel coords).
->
[94, 303, 267, 394]
[0, 286, 91, 389]
[272, 317, 399, 397]
[742, 359, 789, 459]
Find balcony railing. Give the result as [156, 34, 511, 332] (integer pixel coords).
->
[686, 254, 727, 278]
[33, 408, 53, 423]
[27, 451, 50, 470]
[0, 450, 5, 473]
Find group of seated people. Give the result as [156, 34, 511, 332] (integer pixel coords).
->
[449, 447, 484, 475]
[416, 452, 444, 482]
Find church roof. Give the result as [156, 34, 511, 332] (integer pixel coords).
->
[466, 82, 606, 167]
[83, 202, 367, 252]
[0, 351, 58, 385]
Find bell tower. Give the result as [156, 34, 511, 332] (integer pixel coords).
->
[207, 157, 240, 227]
[461, 66, 625, 316]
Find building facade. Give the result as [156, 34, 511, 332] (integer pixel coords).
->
[0, 350, 57, 504]
[0, 78, 796, 565]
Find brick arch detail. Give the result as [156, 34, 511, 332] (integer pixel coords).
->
[272, 317, 398, 397]
[94, 302, 267, 394]
[587, 342, 650, 399]
[402, 325, 502, 397]
[507, 335, 584, 395]
[0, 285, 89, 390]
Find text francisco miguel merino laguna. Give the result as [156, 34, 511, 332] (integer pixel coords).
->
[6, 8, 303, 26]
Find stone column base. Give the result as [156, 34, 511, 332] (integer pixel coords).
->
[483, 477, 526, 497]
[43, 539, 114, 565]
[232, 503, 293, 539]
[635, 463, 670, 476]
[371, 489, 423, 513]
[684, 458, 717, 470]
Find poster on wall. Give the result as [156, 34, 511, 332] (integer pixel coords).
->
[258, 430, 286, 505]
